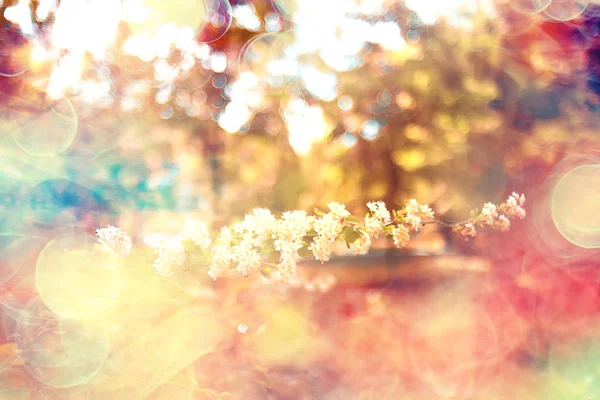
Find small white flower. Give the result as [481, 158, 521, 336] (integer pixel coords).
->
[403, 215, 422, 232]
[327, 202, 351, 220]
[364, 215, 385, 237]
[367, 201, 392, 224]
[309, 235, 335, 263]
[233, 208, 276, 247]
[273, 210, 313, 252]
[480, 203, 498, 226]
[392, 225, 411, 248]
[454, 223, 477, 239]
[418, 204, 435, 223]
[181, 220, 211, 248]
[311, 212, 345, 263]
[217, 227, 233, 245]
[511, 192, 525, 206]
[350, 232, 371, 255]
[230, 239, 262, 277]
[275, 253, 298, 282]
[505, 193, 526, 219]
[208, 244, 232, 280]
[313, 214, 344, 240]
[96, 226, 132, 256]
[404, 199, 427, 231]
[272, 210, 314, 281]
[495, 215, 511, 232]
[364, 201, 392, 237]
[152, 237, 186, 277]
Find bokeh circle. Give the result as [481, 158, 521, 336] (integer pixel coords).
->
[544, 0, 590, 20]
[35, 235, 122, 320]
[551, 164, 600, 248]
[3, 97, 78, 157]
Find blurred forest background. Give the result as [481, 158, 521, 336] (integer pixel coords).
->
[2, 1, 600, 399]
[1, 0, 597, 251]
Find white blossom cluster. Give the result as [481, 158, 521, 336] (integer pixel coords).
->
[96, 194, 525, 283]
[95, 225, 132, 256]
[180, 220, 212, 249]
[350, 232, 372, 255]
[453, 192, 526, 239]
[392, 224, 411, 248]
[309, 202, 350, 262]
[404, 199, 435, 231]
[272, 210, 314, 281]
[232, 209, 277, 246]
[388, 199, 433, 248]
[229, 209, 277, 277]
[208, 227, 234, 280]
[151, 236, 186, 277]
[505, 192, 526, 220]
[364, 201, 392, 237]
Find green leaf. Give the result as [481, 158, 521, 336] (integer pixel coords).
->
[345, 215, 361, 224]
[298, 245, 313, 258]
[264, 250, 280, 264]
[262, 238, 276, 252]
[181, 239, 198, 253]
[304, 229, 317, 238]
[188, 251, 208, 266]
[314, 208, 326, 216]
[343, 226, 361, 244]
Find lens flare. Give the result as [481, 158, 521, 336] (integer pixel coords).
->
[272, 0, 300, 21]
[544, 339, 600, 399]
[19, 315, 110, 388]
[127, 0, 207, 34]
[508, 0, 553, 14]
[3, 97, 78, 157]
[544, 0, 590, 20]
[551, 164, 600, 248]
[0, 236, 46, 285]
[101, 307, 223, 398]
[127, 0, 232, 43]
[35, 235, 122, 320]
[0, 27, 31, 77]
[196, 0, 233, 43]
[238, 33, 281, 78]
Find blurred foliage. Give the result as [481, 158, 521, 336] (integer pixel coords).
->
[0, 0, 598, 239]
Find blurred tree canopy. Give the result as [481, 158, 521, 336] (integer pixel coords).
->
[0, 0, 598, 234]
